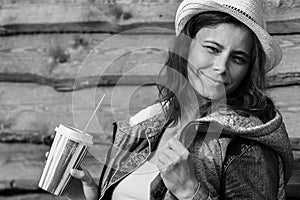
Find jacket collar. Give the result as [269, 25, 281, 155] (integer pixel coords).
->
[135, 106, 293, 183]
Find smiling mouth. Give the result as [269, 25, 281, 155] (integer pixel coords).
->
[199, 72, 228, 85]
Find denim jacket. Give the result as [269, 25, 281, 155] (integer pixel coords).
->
[98, 104, 293, 200]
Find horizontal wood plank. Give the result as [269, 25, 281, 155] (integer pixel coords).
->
[0, 73, 299, 92]
[0, 143, 108, 192]
[0, 142, 299, 198]
[0, 83, 299, 142]
[0, 73, 160, 91]
[0, 130, 54, 145]
[0, 83, 159, 144]
[0, 0, 299, 34]
[2, 130, 300, 151]
[0, 33, 168, 78]
[290, 138, 300, 151]
[0, 34, 299, 85]
[0, 194, 67, 200]
[267, 86, 300, 138]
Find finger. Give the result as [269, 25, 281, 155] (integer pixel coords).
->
[44, 151, 50, 164]
[156, 149, 180, 172]
[167, 136, 184, 150]
[158, 147, 179, 163]
[70, 169, 90, 183]
[80, 167, 93, 183]
[167, 137, 189, 157]
[70, 168, 96, 187]
[45, 151, 49, 158]
[156, 151, 171, 170]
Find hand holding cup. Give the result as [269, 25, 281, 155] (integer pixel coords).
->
[39, 125, 93, 197]
[44, 151, 98, 200]
[40, 95, 104, 199]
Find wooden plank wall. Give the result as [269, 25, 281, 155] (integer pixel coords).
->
[0, 0, 299, 199]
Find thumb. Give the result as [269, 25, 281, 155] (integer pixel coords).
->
[70, 169, 85, 179]
[70, 168, 97, 187]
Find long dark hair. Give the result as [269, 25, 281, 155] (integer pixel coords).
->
[157, 11, 276, 125]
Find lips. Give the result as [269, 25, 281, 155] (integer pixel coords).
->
[199, 72, 229, 85]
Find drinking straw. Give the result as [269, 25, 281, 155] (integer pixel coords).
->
[82, 94, 106, 134]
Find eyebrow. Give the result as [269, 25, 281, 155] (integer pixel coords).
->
[204, 40, 250, 59]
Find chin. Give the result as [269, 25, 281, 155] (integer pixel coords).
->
[207, 95, 226, 101]
[195, 90, 226, 101]
[202, 90, 226, 100]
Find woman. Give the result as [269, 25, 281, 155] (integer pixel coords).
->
[66, 0, 293, 199]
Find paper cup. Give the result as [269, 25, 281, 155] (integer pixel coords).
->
[38, 124, 93, 195]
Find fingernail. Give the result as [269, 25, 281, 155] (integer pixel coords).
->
[70, 169, 78, 176]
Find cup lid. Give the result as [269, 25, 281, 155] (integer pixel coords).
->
[55, 124, 93, 146]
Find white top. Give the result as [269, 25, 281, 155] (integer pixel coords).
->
[112, 161, 159, 200]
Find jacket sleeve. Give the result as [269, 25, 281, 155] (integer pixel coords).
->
[179, 141, 280, 200]
[168, 185, 218, 200]
[221, 142, 279, 200]
[189, 185, 218, 200]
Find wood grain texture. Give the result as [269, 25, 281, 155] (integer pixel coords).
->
[0, 73, 159, 91]
[0, 83, 158, 144]
[0, 143, 49, 191]
[266, 72, 300, 88]
[0, 142, 299, 197]
[0, 83, 299, 142]
[0, 33, 168, 78]
[0, 143, 108, 192]
[0, 0, 299, 198]
[0, 34, 299, 81]
[0, 130, 53, 145]
[0, 0, 300, 34]
[267, 85, 300, 139]
[290, 138, 300, 151]
[0, 72, 299, 92]
[0, 194, 68, 200]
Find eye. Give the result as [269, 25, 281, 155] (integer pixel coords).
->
[204, 46, 220, 54]
[232, 56, 247, 65]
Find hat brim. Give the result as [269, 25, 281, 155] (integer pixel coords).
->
[175, 1, 282, 72]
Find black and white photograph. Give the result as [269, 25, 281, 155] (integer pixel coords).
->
[0, 0, 299, 199]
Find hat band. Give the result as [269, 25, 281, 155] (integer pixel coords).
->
[222, 4, 256, 23]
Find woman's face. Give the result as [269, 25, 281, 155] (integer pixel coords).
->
[187, 23, 253, 100]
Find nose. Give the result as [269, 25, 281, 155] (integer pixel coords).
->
[213, 56, 228, 74]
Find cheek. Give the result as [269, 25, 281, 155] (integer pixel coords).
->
[187, 68, 202, 94]
[228, 67, 249, 91]
[187, 67, 196, 84]
[188, 48, 213, 70]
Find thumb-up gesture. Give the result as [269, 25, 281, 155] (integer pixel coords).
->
[156, 137, 199, 200]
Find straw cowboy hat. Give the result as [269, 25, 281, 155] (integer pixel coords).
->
[175, 0, 282, 72]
